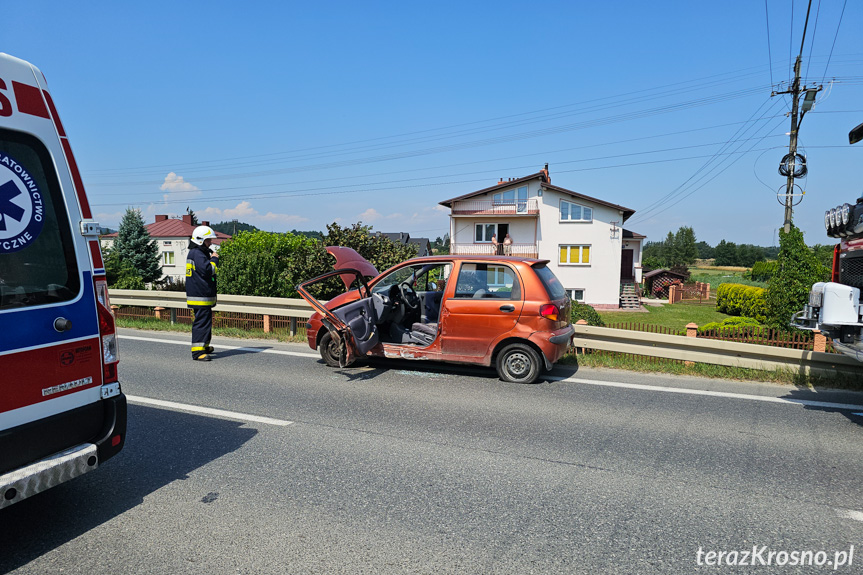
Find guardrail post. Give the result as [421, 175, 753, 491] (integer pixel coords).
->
[685, 323, 698, 366]
[169, 308, 177, 325]
[574, 319, 588, 355]
[813, 330, 827, 353]
[263, 314, 271, 333]
[290, 317, 298, 337]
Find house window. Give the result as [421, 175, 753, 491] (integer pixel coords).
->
[566, 288, 585, 302]
[560, 200, 592, 222]
[559, 245, 590, 265]
[162, 252, 175, 265]
[493, 186, 529, 212]
[474, 223, 498, 243]
[163, 240, 172, 246]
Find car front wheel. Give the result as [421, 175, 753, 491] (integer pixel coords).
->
[319, 331, 341, 367]
[495, 343, 542, 384]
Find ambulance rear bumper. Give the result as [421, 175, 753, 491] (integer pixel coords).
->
[0, 442, 98, 509]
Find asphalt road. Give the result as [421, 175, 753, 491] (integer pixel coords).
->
[2, 328, 863, 574]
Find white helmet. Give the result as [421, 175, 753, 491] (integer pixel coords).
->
[191, 225, 216, 245]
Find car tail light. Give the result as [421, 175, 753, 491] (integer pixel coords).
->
[94, 277, 119, 383]
[540, 303, 559, 321]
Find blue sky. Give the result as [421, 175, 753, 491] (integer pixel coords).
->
[6, 1, 862, 246]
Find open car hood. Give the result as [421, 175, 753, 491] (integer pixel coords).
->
[326, 246, 379, 289]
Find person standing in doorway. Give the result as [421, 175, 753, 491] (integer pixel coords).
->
[186, 225, 219, 361]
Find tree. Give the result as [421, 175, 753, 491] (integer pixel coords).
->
[714, 240, 739, 266]
[185, 207, 199, 226]
[112, 208, 161, 283]
[695, 241, 715, 260]
[673, 226, 698, 267]
[764, 226, 830, 328]
[104, 246, 146, 289]
[323, 222, 418, 273]
[211, 220, 260, 235]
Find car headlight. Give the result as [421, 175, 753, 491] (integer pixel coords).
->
[825, 210, 832, 230]
[830, 208, 837, 227]
[842, 203, 851, 225]
[809, 289, 823, 307]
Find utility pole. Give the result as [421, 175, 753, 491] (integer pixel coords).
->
[784, 57, 802, 233]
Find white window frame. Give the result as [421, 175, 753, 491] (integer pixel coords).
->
[162, 251, 175, 266]
[493, 186, 529, 212]
[560, 199, 593, 222]
[559, 244, 591, 266]
[566, 288, 585, 302]
[474, 223, 499, 243]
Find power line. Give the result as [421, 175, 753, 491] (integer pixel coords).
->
[765, 0, 775, 86]
[821, 0, 848, 84]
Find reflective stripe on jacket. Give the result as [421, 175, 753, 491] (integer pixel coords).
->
[186, 245, 219, 307]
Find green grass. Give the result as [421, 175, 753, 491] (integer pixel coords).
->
[598, 300, 731, 332]
[688, 269, 768, 289]
[115, 316, 308, 343]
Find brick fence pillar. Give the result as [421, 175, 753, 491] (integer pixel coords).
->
[110, 305, 119, 318]
[574, 319, 588, 355]
[154, 306, 166, 320]
[813, 330, 827, 353]
[685, 322, 698, 366]
[263, 314, 271, 333]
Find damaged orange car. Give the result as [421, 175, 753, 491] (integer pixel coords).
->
[297, 248, 574, 383]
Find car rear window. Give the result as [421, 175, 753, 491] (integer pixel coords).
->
[533, 264, 566, 300]
[0, 128, 80, 310]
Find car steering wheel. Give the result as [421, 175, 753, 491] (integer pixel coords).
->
[398, 281, 420, 310]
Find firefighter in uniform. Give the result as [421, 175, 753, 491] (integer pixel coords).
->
[186, 225, 219, 361]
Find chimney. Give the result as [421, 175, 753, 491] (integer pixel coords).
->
[155, 215, 168, 222]
[182, 214, 192, 225]
[498, 178, 504, 184]
[202, 220, 210, 227]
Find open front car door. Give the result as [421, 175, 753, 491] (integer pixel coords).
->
[297, 269, 381, 367]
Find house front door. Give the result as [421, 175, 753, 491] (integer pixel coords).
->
[620, 249, 634, 280]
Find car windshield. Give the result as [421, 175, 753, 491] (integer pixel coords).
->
[533, 264, 566, 300]
[372, 263, 451, 295]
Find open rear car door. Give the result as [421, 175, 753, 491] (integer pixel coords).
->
[297, 268, 380, 368]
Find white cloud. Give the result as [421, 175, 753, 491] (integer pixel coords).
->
[159, 172, 201, 204]
[201, 201, 309, 226]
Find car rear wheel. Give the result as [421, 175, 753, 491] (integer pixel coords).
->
[496, 343, 541, 384]
[319, 331, 341, 367]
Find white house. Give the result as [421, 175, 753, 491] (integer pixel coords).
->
[101, 214, 231, 283]
[439, 166, 644, 309]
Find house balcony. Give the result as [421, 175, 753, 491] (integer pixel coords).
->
[450, 199, 540, 216]
[451, 243, 539, 259]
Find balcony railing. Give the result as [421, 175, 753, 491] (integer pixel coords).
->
[451, 243, 539, 259]
[450, 199, 540, 216]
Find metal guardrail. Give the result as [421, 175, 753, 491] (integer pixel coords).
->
[572, 324, 863, 376]
[109, 290, 863, 375]
[108, 290, 315, 319]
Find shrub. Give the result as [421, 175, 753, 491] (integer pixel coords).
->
[571, 302, 605, 327]
[715, 283, 767, 323]
[746, 260, 778, 282]
[765, 226, 830, 328]
[699, 316, 760, 333]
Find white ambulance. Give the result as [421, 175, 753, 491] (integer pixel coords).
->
[0, 53, 125, 509]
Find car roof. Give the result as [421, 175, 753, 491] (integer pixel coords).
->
[400, 255, 550, 266]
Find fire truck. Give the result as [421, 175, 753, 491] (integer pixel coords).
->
[791, 122, 863, 361]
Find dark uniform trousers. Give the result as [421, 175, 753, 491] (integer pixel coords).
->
[190, 306, 213, 359]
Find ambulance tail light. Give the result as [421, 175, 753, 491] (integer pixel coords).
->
[94, 277, 119, 383]
[540, 303, 560, 321]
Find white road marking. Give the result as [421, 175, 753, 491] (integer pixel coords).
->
[122, 334, 863, 412]
[120, 334, 319, 358]
[548, 376, 863, 412]
[127, 395, 293, 427]
[836, 508, 863, 522]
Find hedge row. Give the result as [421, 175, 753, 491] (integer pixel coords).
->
[716, 283, 767, 323]
[744, 260, 778, 282]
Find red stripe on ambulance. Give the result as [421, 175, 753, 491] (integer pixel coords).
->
[12, 81, 50, 118]
[0, 337, 102, 414]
